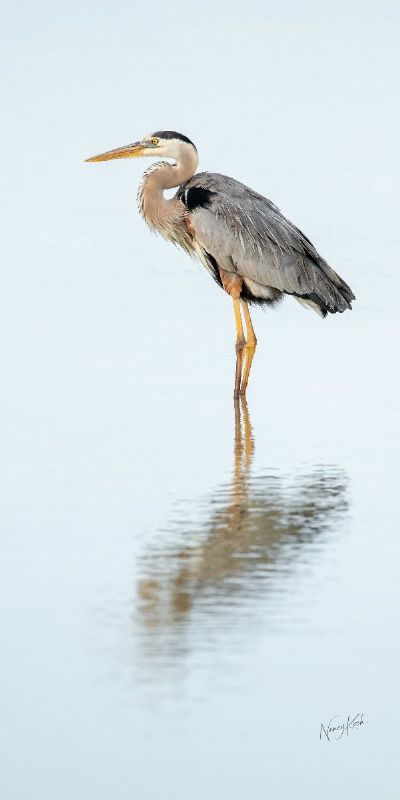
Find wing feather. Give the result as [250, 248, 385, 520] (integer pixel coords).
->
[177, 173, 355, 314]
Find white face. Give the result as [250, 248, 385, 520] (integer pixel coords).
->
[140, 135, 192, 160]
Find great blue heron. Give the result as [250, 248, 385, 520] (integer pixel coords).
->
[86, 131, 355, 396]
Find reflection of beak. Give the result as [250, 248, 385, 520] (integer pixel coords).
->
[85, 141, 145, 162]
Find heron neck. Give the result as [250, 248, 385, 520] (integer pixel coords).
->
[156, 147, 199, 190]
[138, 148, 198, 230]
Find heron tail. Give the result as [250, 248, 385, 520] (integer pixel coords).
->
[290, 255, 355, 317]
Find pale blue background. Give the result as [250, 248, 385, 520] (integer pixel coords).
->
[1, 1, 399, 798]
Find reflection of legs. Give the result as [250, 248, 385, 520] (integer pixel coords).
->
[240, 301, 257, 396]
[233, 298, 246, 398]
[233, 397, 243, 481]
[233, 396, 254, 500]
[240, 396, 254, 466]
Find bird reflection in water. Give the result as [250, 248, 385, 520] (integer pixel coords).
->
[135, 399, 349, 667]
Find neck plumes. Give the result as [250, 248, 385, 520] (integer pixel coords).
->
[137, 146, 198, 240]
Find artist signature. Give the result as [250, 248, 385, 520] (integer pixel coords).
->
[320, 713, 367, 742]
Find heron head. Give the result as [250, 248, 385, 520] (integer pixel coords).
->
[85, 131, 197, 163]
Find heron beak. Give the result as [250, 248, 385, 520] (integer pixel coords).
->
[85, 141, 145, 162]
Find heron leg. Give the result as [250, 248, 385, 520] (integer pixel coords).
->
[240, 301, 257, 396]
[233, 298, 246, 398]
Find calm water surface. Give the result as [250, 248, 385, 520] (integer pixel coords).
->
[2, 302, 398, 798]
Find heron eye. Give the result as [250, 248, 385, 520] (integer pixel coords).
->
[151, 137, 159, 145]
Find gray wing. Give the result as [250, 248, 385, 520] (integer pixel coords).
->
[177, 173, 355, 314]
